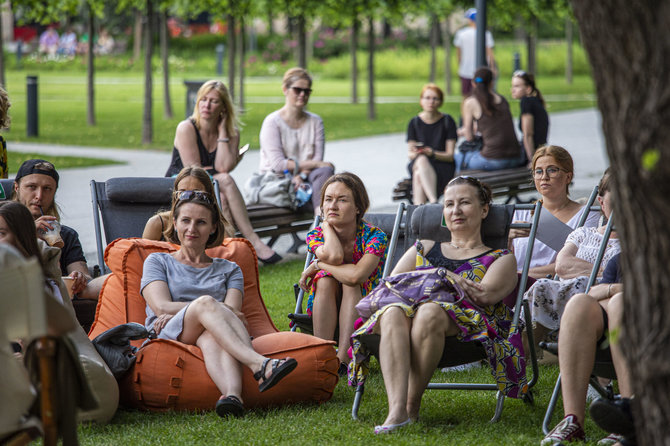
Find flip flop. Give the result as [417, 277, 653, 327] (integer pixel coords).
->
[254, 357, 298, 392]
[374, 418, 413, 434]
[215, 395, 244, 418]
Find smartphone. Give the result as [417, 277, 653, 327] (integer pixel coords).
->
[238, 143, 250, 156]
[414, 142, 425, 149]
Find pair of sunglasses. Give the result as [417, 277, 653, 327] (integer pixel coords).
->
[291, 86, 312, 96]
[175, 190, 213, 205]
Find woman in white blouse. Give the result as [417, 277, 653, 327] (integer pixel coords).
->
[258, 67, 334, 215]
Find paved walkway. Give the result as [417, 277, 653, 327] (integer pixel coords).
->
[7, 108, 609, 263]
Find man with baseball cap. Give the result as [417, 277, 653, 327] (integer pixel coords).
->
[453, 8, 496, 98]
[12, 159, 92, 298]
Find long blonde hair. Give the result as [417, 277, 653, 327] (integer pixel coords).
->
[190, 80, 240, 137]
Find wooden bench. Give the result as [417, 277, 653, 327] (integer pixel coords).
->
[245, 204, 314, 253]
[392, 166, 534, 204]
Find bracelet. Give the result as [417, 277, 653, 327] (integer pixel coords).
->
[217, 138, 230, 143]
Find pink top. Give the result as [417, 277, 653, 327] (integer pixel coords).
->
[258, 110, 325, 173]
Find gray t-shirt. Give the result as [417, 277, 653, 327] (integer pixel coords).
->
[140, 252, 244, 329]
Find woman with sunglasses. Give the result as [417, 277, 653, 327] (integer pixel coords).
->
[257, 67, 334, 215]
[350, 177, 523, 434]
[509, 146, 599, 280]
[144, 166, 234, 241]
[406, 83, 458, 204]
[510, 71, 549, 166]
[165, 80, 281, 265]
[141, 189, 297, 419]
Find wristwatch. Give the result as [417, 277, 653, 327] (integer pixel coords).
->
[300, 172, 308, 181]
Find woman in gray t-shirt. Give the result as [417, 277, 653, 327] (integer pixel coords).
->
[140, 190, 297, 418]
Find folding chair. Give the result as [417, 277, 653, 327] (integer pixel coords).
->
[90, 177, 223, 274]
[351, 201, 544, 422]
[541, 215, 617, 434]
[0, 178, 14, 200]
[288, 203, 412, 334]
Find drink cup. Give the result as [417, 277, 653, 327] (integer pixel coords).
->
[61, 276, 75, 299]
[41, 220, 64, 248]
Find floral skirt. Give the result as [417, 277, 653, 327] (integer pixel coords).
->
[524, 276, 590, 330]
[348, 300, 528, 399]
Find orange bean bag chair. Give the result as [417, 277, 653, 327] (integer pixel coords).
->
[89, 237, 339, 411]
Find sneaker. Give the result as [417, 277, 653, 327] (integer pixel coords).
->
[597, 433, 626, 445]
[541, 414, 586, 446]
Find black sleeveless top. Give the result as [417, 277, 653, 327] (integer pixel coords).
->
[165, 119, 217, 177]
[421, 241, 495, 272]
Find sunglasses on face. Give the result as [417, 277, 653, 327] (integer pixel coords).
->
[175, 190, 213, 205]
[533, 167, 564, 179]
[291, 86, 312, 96]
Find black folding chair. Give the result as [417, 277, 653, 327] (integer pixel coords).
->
[351, 201, 543, 422]
[90, 177, 222, 274]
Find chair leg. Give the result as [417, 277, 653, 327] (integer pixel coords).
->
[352, 384, 364, 420]
[523, 300, 540, 390]
[267, 235, 279, 248]
[543, 373, 562, 435]
[490, 391, 505, 423]
[287, 232, 304, 254]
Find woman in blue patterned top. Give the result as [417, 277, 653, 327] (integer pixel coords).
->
[299, 172, 387, 373]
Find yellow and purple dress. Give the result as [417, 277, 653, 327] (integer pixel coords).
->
[349, 241, 528, 398]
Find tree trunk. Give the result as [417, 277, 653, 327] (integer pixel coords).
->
[238, 16, 245, 113]
[526, 15, 538, 74]
[429, 14, 439, 83]
[133, 9, 142, 62]
[142, 0, 153, 144]
[297, 15, 306, 68]
[267, 5, 274, 37]
[565, 16, 573, 84]
[351, 14, 359, 104]
[160, 9, 172, 119]
[86, 4, 95, 126]
[227, 14, 236, 101]
[571, 2, 670, 445]
[367, 15, 375, 120]
[443, 18, 452, 95]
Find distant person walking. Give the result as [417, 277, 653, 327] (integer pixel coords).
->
[453, 8, 496, 99]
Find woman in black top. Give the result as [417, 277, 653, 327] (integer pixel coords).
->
[165, 80, 281, 264]
[511, 70, 549, 166]
[406, 84, 458, 204]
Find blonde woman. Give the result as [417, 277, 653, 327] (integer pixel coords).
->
[165, 80, 280, 264]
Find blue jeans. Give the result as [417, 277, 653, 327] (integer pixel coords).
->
[455, 150, 522, 173]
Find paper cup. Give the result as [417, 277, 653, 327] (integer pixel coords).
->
[61, 276, 75, 299]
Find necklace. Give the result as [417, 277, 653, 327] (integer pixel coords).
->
[449, 242, 486, 250]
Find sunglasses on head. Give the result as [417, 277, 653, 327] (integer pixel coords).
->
[175, 190, 213, 205]
[513, 70, 527, 77]
[291, 86, 312, 96]
[448, 175, 482, 187]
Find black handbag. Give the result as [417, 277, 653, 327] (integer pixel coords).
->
[92, 322, 154, 380]
[457, 136, 483, 153]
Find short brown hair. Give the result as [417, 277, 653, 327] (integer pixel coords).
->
[164, 191, 226, 248]
[319, 172, 369, 225]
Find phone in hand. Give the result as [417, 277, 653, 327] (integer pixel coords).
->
[238, 143, 250, 156]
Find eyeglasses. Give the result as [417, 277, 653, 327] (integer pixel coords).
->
[175, 190, 213, 205]
[533, 166, 565, 179]
[291, 86, 312, 96]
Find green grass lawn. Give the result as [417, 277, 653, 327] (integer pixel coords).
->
[2, 71, 594, 152]
[73, 258, 611, 445]
[6, 152, 123, 172]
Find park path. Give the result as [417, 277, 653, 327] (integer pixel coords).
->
[6, 108, 608, 262]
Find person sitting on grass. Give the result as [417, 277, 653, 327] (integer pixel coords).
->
[542, 254, 635, 446]
[141, 186, 297, 418]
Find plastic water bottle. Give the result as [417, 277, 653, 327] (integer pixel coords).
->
[283, 169, 290, 178]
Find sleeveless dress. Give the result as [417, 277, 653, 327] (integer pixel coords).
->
[349, 242, 528, 398]
[165, 119, 216, 177]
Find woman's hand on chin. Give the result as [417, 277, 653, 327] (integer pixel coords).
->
[153, 314, 174, 334]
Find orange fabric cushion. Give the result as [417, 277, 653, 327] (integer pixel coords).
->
[89, 237, 277, 344]
[121, 331, 339, 410]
